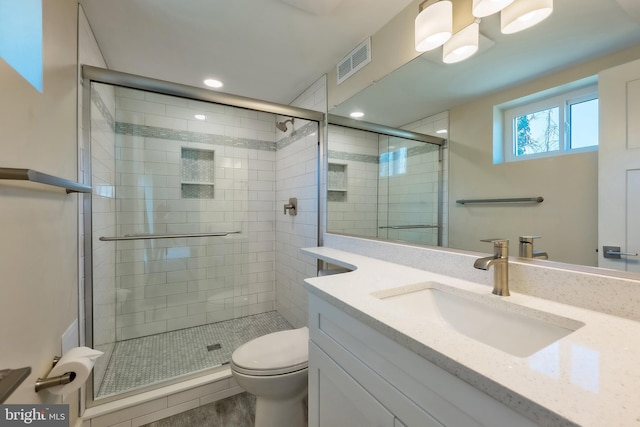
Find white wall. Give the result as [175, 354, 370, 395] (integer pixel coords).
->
[0, 0, 80, 422]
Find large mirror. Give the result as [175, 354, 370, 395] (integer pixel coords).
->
[326, 0, 640, 268]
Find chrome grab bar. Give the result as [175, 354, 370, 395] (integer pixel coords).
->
[99, 231, 241, 241]
[456, 197, 543, 205]
[378, 225, 439, 229]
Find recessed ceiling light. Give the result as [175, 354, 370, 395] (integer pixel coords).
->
[195, 114, 206, 120]
[350, 111, 364, 118]
[204, 78, 223, 88]
[436, 129, 448, 134]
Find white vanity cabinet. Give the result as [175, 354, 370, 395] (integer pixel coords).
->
[307, 294, 537, 427]
[310, 342, 397, 426]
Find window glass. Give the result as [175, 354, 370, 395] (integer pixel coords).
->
[379, 147, 407, 177]
[570, 98, 599, 149]
[515, 107, 560, 156]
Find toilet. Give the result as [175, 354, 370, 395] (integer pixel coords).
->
[230, 327, 309, 427]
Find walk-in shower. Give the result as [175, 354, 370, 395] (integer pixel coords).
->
[82, 67, 322, 404]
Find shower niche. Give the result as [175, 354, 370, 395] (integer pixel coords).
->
[181, 147, 215, 199]
[328, 162, 347, 202]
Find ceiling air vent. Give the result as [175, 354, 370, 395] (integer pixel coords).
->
[336, 38, 371, 85]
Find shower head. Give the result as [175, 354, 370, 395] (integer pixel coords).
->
[276, 118, 294, 132]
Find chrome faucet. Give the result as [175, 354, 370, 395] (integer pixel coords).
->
[519, 236, 548, 260]
[473, 239, 510, 296]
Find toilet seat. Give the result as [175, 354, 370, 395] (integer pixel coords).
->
[231, 327, 309, 376]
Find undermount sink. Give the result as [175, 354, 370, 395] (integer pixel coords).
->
[372, 282, 584, 357]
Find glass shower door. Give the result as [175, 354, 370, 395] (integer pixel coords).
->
[377, 136, 441, 246]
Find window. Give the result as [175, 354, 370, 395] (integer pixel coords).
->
[501, 85, 598, 162]
[0, 0, 42, 92]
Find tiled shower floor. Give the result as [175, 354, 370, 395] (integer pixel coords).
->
[96, 311, 293, 398]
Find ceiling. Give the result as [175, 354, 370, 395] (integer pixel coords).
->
[331, 0, 640, 126]
[79, 0, 413, 105]
[80, 0, 640, 126]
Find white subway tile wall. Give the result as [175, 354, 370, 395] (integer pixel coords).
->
[379, 137, 440, 246]
[91, 82, 117, 353]
[327, 125, 379, 237]
[403, 111, 449, 247]
[275, 75, 326, 328]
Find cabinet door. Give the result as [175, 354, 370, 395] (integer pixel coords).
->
[309, 342, 395, 427]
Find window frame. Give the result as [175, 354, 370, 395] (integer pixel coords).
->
[502, 85, 598, 163]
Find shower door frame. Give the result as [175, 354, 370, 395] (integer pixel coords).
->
[81, 65, 324, 407]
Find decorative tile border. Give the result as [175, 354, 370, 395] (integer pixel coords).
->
[276, 121, 318, 150]
[91, 86, 115, 130]
[408, 143, 440, 157]
[116, 123, 277, 152]
[329, 142, 439, 165]
[328, 150, 379, 164]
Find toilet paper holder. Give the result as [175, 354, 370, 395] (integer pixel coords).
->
[35, 356, 76, 393]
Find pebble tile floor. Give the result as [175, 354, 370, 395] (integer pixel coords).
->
[96, 311, 292, 397]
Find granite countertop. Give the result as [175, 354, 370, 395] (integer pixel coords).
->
[302, 246, 640, 427]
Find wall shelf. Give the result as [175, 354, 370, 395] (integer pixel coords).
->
[328, 163, 347, 202]
[0, 168, 91, 194]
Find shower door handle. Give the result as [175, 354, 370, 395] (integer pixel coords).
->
[99, 231, 241, 241]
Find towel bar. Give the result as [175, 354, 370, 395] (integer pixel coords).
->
[456, 197, 543, 205]
[0, 168, 91, 194]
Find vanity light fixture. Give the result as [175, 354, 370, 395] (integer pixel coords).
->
[472, 0, 515, 18]
[415, 0, 453, 52]
[443, 21, 480, 64]
[203, 78, 223, 88]
[415, 0, 553, 64]
[501, 0, 553, 34]
[350, 111, 365, 118]
[194, 114, 206, 120]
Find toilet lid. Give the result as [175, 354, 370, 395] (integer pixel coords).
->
[231, 327, 309, 376]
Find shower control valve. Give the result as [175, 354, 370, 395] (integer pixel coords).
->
[284, 198, 297, 216]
